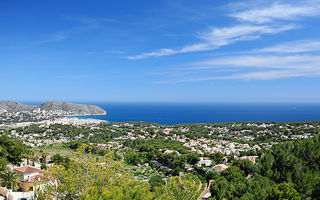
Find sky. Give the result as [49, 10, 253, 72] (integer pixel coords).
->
[1, 0, 320, 103]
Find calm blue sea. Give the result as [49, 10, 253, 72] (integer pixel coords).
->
[72, 103, 320, 125]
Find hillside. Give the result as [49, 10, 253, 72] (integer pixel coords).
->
[0, 101, 36, 112]
[0, 101, 106, 116]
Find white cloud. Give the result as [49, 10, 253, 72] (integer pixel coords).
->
[198, 24, 296, 45]
[160, 70, 314, 83]
[229, 1, 320, 23]
[155, 70, 299, 83]
[194, 54, 320, 70]
[256, 40, 320, 53]
[149, 1, 320, 83]
[227, 70, 312, 80]
[128, 0, 320, 60]
[156, 53, 320, 84]
[157, 68, 320, 84]
[127, 48, 178, 60]
[128, 24, 296, 59]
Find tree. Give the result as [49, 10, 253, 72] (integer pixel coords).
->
[35, 144, 129, 200]
[172, 167, 183, 176]
[245, 174, 275, 199]
[209, 152, 224, 164]
[206, 171, 219, 182]
[0, 157, 8, 172]
[0, 146, 8, 158]
[0, 135, 25, 165]
[0, 170, 21, 190]
[185, 153, 199, 165]
[124, 150, 142, 165]
[149, 175, 165, 191]
[221, 166, 246, 183]
[268, 182, 301, 200]
[35, 144, 201, 200]
[232, 159, 256, 176]
[155, 174, 201, 200]
[40, 153, 48, 164]
[81, 181, 154, 200]
[51, 154, 64, 165]
[210, 176, 232, 200]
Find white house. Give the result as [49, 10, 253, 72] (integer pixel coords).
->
[14, 166, 43, 181]
[14, 166, 44, 191]
[197, 157, 212, 167]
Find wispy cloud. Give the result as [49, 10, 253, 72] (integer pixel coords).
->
[193, 54, 320, 70]
[256, 40, 320, 53]
[229, 1, 320, 23]
[128, 0, 319, 60]
[127, 48, 191, 60]
[155, 52, 320, 84]
[198, 24, 296, 45]
[128, 24, 296, 59]
[155, 69, 319, 84]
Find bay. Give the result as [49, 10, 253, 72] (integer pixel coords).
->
[72, 102, 320, 125]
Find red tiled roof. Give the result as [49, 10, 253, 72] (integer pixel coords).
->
[14, 166, 43, 173]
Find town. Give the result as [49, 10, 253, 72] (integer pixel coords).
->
[0, 113, 319, 199]
[0, 107, 77, 125]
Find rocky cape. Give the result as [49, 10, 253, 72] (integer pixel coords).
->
[0, 101, 106, 116]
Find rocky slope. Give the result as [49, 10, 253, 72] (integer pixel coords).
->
[0, 101, 106, 116]
[0, 101, 36, 112]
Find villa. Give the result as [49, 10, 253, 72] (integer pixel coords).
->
[14, 166, 44, 191]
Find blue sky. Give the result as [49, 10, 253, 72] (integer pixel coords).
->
[1, 0, 320, 102]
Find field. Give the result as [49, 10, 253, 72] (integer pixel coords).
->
[33, 143, 74, 157]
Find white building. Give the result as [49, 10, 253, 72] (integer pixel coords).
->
[14, 166, 44, 192]
[197, 157, 212, 167]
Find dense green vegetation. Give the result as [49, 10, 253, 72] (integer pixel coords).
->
[210, 134, 320, 199]
[173, 121, 320, 143]
[35, 144, 202, 200]
[1, 121, 320, 199]
[123, 139, 199, 175]
[0, 135, 25, 165]
[0, 134, 26, 190]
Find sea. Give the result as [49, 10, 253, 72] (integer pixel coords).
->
[71, 103, 320, 125]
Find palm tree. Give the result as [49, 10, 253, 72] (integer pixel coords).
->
[25, 149, 35, 166]
[32, 155, 39, 166]
[0, 170, 21, 190]
[0, 157, 8, 172]
[40, 153, 48, 164]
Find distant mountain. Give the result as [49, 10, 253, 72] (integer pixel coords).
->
[0, 101, 36, 112]
[0, 101, 106, 116]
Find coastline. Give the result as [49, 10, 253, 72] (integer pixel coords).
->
[65, 110, 107, 117]
[67, 115, 109, 123]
